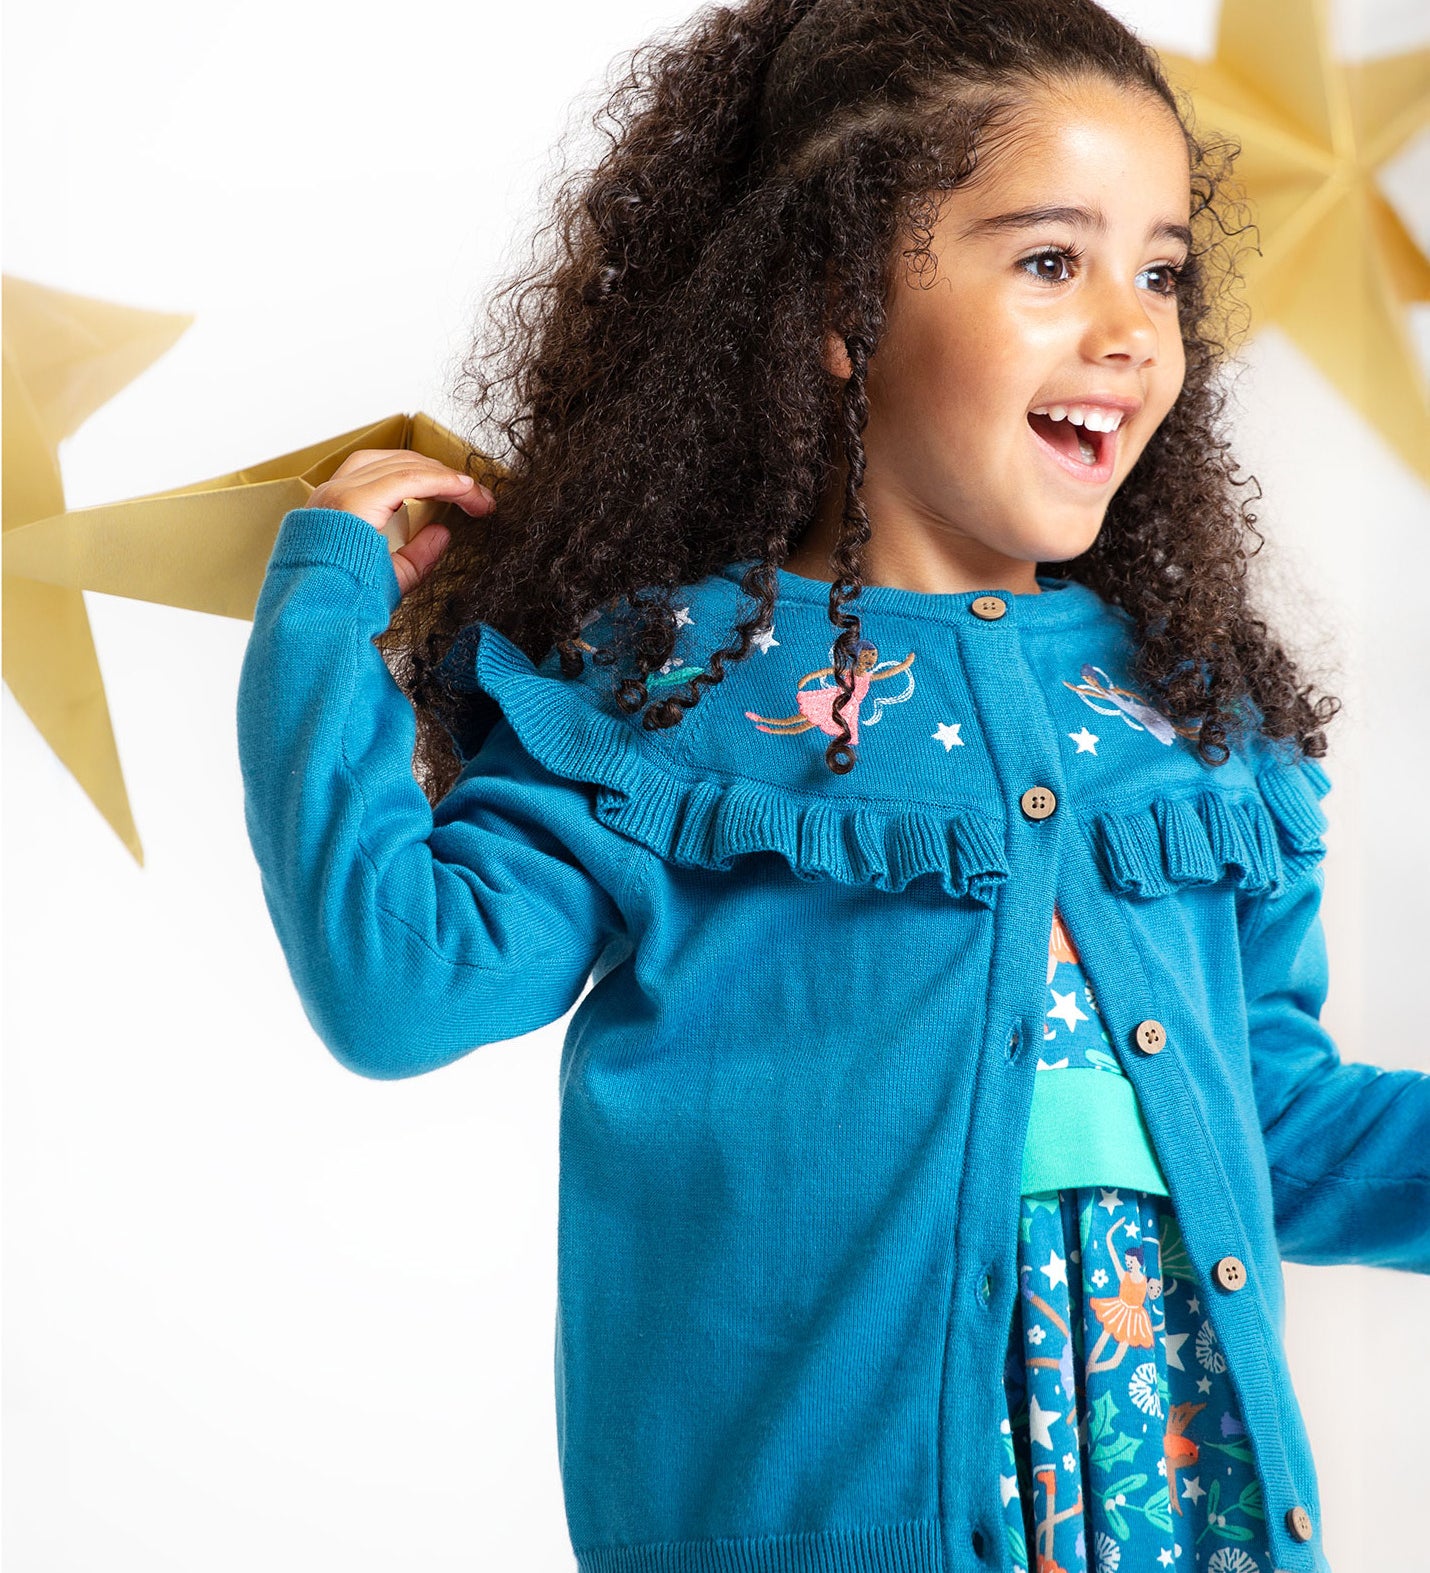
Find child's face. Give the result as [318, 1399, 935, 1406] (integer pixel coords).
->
[826, 75, 1191, 593]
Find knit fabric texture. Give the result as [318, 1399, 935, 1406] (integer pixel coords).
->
[237, 506, 1430, 1573]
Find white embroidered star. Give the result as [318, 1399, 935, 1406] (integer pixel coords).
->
[1098, 1187, 1122, 1214]
[1069, 726, 1099, 754]
[1164, 1330, 1190, 1372]
[673, 604, 694, 628]
[1046, 988, 1090, 1033]
[1040, 1249, 1068, 1290]
[933, 721, 965, 751]
[751, 625, 779, 653]
[1027, 1393, 1059, 1450]
[1180, 1475, 1205, 1506]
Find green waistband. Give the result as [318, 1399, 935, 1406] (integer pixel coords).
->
[1020, 1066, 1170, 1197]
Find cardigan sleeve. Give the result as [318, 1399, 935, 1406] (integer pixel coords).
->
[236, 507, 631, 1081]
[1240, 862, 1430, 1273]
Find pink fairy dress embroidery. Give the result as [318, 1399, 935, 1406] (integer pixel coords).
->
[745, 638, 916, 747]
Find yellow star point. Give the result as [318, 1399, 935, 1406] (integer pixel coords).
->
[2, 275, 195, 865]
[2, 274, 477, 864]
[1158, 0, 1430, 484]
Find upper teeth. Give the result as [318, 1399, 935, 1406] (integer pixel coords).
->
[1030, 403, 1124, 432]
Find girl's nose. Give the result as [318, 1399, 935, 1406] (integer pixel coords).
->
[1081, 279, 1161, 366]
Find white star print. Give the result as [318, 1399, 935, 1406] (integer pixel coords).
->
[1164, 1330, 1189, 1372]
[1027, 1393, 1059, 1450]
[1158, 1552, 1175, 1568]
[1180, 1475, 1205, 1506]
[1000, 1473, 1021, 1507]
[933, 721, 965, 751]
[1036, 1057, 1069, 1070]
[1046, 988, 1090, 1032]
[751, 625, 779, 653]
[1040, 1249, 1068, 1290]
[1098, 1187, 1122, 1214]
[673, 604, 694, 628]
[1069, 726, 1099, 754]
[1186, 1295, 1200, 1315]
[1196, 1376, 1212, 1395]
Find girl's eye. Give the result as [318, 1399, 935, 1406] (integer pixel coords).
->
[1018, 246, 1186, 297]
[1138, 263, 1185, 297]
[1020, 246, 1080, 284]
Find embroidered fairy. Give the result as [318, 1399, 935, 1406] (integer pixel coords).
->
[745, 637, 916, 747]
[573, 604, 708, 693]
[1063, 662, 1200, 746]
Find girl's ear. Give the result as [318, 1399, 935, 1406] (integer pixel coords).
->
[823, 329, 853, 381]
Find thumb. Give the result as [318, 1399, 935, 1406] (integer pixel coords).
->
[392, 521, 451, 598]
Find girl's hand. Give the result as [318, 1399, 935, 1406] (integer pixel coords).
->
[305, 450, 496, 599]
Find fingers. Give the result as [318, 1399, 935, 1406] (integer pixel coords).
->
[309, 450, 497, 532]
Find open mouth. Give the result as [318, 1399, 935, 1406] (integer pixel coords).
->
[1027, 410, 1117, 483]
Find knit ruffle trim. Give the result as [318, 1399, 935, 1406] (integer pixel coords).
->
[1084, 753, 1331, 900]
[465, 624, 1329, 906]
[469, 624, 1010, 906]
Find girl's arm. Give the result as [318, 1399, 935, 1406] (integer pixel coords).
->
[236, 506, 632, 1080]
[1241, 865, 1430, 1272]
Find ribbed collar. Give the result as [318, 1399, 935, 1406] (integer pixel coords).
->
[719, 561, 1116, 631]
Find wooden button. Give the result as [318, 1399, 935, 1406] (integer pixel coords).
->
[1286, 1505, 1314, 1542]
[970, 595, 1007, 621]
[1133, 1019, 1167, 1054]
[1214, 1255, 1247, 1291]
[1020, 785, 1057, 820]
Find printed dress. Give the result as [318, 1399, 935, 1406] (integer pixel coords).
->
[997, 907, 1274, 1573]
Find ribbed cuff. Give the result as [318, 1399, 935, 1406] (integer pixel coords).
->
[266, 506, 401, 612]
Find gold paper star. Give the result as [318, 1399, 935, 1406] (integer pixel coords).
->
[2, 275, 193, 865]
[3, 273, 479, 865]
[1158, 0, 1430, 484]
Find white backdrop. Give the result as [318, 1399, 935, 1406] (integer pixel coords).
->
[4, 1, 1429, 1569]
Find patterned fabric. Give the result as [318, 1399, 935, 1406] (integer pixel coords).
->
[999, 1188, 1272, 1573]
[1002, 913, 1270, 1573]
[1022, 907, 1170, 1197]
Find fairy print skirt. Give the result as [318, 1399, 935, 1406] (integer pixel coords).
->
[998, 1185, 1274, 1573]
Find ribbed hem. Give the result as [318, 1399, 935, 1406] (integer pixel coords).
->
[266, 507, 400, 611]
[575, 1518, 945, 1573]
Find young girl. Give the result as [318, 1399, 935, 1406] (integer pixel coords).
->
[236, 2, 1428, 1570]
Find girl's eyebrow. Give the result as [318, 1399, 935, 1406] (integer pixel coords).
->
[959, 204, 1192, 249]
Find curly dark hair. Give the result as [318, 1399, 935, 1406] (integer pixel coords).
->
[380, 0, 1340, 803]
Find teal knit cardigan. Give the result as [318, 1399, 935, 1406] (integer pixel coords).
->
[237, 506, 1430, 1573]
